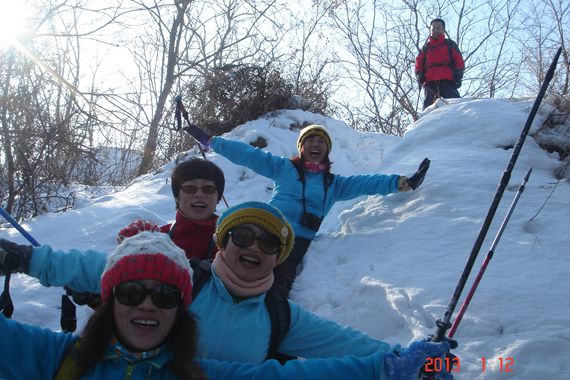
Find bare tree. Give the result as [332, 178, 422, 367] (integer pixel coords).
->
[120, 0, 290, 174]
[0, 0, 124, 219]
[129, 0, 190, 176]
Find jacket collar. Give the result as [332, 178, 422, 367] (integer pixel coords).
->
[429, 34, 446, 43]
[175, 209, 218, 228]
[104, 337, 171, 367]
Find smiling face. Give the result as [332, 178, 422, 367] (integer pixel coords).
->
[113, 279, 178, 352]
[176, 179, 218, 221]
[301, 135, 328, 163]
[221, 223, 278, 282]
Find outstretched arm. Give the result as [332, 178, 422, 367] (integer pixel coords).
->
[200, 339, 454, 380]
[279, 302, 391, 358]
[29, 245, 105, 293]
[210, 136, 289, 180]
[1, 238, 105, 293]
[199, 351, 384, 380]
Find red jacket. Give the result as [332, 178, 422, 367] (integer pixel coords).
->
[415, 34, 464, 84]
[159, 210, 218, 260]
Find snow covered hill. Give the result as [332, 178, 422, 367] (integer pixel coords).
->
[1, 97, 569, 379]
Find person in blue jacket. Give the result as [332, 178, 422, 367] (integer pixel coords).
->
[0, 232, 455, 379]
[183, 123, 431, 297]
[0, 202, 446, 367]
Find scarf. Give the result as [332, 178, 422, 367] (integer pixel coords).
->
[211, 252, 274, 298]
[303, 161, 327, 173]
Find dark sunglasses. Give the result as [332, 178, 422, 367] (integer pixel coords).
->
[228, 225, 281, 255]
[114, 281, 182, 309]
[180, 184, 217, 195]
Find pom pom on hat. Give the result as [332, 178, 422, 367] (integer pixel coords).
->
[216, 202, 294, 265]
[296, 125, 332, 155]
[117, 219, 160, 244]
[101, 231, 193, 308]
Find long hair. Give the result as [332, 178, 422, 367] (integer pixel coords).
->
[71, 296, 206, 379]
[165, 306, 206, 379]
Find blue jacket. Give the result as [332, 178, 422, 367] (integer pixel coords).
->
[0, 313, 386, 379]
[29, 246, 391, 363]
[211, 136, 401, 239]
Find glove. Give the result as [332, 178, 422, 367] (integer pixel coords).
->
[453, 69, 463, 89]
[65, 286, 102, 307]
[384, 340, 454, 380]
[416, 72, 426, 89]
[0, 239, 33, 275]
[399, 158, 431, 191]
[183, 123, 211, 148]
[60, 294, 77, 333]
[117, 220, 160, 244]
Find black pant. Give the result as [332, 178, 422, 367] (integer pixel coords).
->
[272, 237, 312, 298]
[423, 80, 460, 109]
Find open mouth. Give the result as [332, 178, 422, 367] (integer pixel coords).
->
[132, 319, 159, 327]
[309, 148, 322, 157]
[191, 202, 207, 209]
[239, 254, 261, 266]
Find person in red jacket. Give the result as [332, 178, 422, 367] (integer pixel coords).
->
[415, 18, 465, 109]
[118, 158, 225, 262]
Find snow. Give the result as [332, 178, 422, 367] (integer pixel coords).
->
[2, 97, 570, 379]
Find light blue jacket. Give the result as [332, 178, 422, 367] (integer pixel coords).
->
[0, 313, 386, 379]
[211, 137, 400, 239]
[29, 246, 391, 364]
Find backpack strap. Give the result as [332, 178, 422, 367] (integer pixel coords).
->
[421, 38, 455, 72]
[264, 287, 291, 360]
[190, 259, 213, 299]
[292, 160, 306, 184]
[447, 39, 455, 68]
[205, 237, 217, 260]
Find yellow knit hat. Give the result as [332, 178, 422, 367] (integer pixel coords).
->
[216, 202, 294, 265]
[296, 125, 332, 155]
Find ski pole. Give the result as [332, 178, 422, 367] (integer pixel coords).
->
[0, 207, 40, 247]
[174, 95, 229, 208]
[448, 168, 532, 338]
[174, 95, 209, 161]
[430, 46, 562, 344]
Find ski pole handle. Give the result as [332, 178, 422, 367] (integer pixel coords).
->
[174, 95, 189, 120]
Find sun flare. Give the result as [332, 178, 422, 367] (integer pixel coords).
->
[0, 1, 29, 48]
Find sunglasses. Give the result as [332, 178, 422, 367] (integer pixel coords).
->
[114, 281, 182, 309]
[228, 225, 282, 255]
[180, 184, 217, 195]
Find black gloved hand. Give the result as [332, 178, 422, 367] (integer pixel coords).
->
[183, 124, 212, 148]
[399, 158, 431, 192]
[453, 69, 463, 89]
[61, 294, 78, 333]
[0, 239, 33, 275]
[416, 72, 426, 90]
[407, 158, 431, 190]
